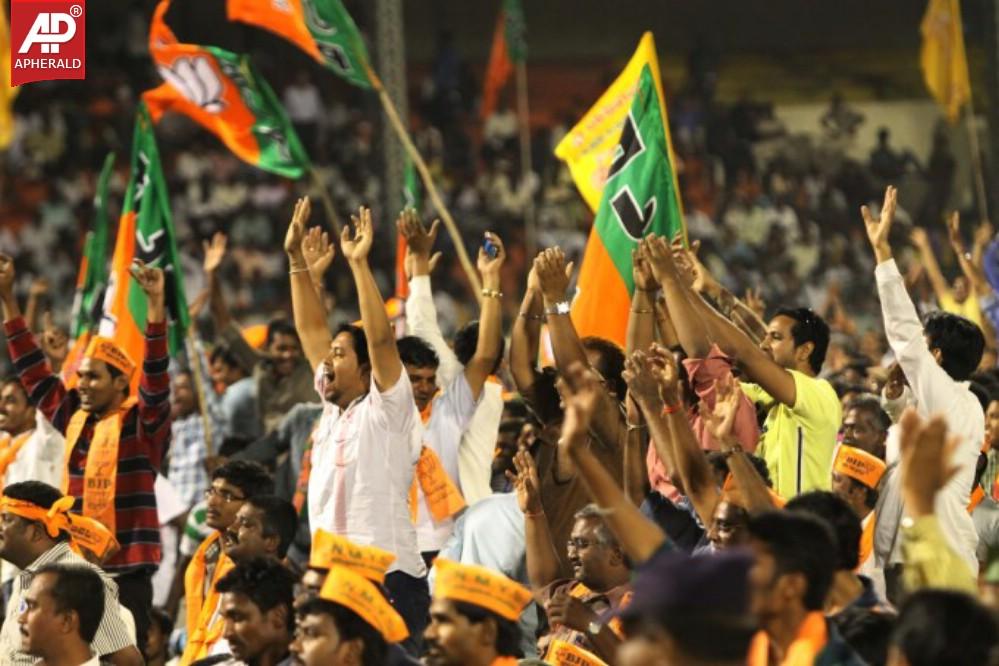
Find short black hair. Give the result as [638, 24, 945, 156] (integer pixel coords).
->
[706, 451, 773, 488]
[453, 601, 523, 658]
[265, 318, 301, 347]
[843, 396, 892, 435]
[581, 337, 627, 401]
[335, 323, 369, 369]
[832, 605, 893, 666]
[454, 320, 505, 376]
[209, 344, 241, 369]
[893, 589, 999, 666]
[525, 367, 562, 427]
[298, 598, 387, 666]
[786, 491, 862, 571]
[747, 511, 837, 611]
[216, 557, 297, 631]
[923, 311, 985, 381]
[246, 496, 298, 558]
[625, 611, 757, 663]
[35, 564, 104, 643]
[397, 335, 440, 370]
[774, 307, 830, 374]
[212, 461, 274, 499]
[149, 606, 173, 637]
[3, 481, 71, 542]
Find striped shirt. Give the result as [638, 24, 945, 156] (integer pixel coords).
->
[5, 316, 171, 573]
[0, 542, 135, 664]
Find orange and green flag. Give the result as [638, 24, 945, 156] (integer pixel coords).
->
[0, 3, 19, 149]
[144, 1, 309, 178]
[227, 0, 375, 89]
[920, 0, 971, 123]
[571, 64, 685, 345]
[481, 0, 525, 120]
[99, 104, 190, 391]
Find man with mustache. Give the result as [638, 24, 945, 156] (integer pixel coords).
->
[223, 496, 297, 566]
[18, 564, 106, 666]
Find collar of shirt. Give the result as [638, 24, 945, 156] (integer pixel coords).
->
[23, 541, 74, 574]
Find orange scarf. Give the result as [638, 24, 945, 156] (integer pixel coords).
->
[408, 399, 466, 523]
[0, 430, 32, 492]
[858, 512, 875, 569]
[491, 658, 519, 666]
[748, 612, 828, 666]
[63, 398, 137, 534]
[181, 532, 234, 665]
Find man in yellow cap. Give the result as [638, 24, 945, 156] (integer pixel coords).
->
[424, 559, 531, 666]
[830, 444, 887, 584]
[0, 256, 169, 649]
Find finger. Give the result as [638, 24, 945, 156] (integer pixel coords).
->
[428, 218, 442, 243]
[565, 261, 574, 279]
[428, 252, 442, 273]
[860, 205, 873, 226]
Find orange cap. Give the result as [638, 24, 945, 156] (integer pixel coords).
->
[432, 559, 531, 622]
[84, 337, 136, 379]
[320, 566, 409, 643]
[833, 445, 886, 490]
[309, 530, 396, 584]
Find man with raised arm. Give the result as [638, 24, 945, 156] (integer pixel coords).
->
[0, 254, 169, 649]
[285, 198, 427, 652]
[862, 185, 985, 573]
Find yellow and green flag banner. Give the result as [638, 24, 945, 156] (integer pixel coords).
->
[0, 3, 19, 149]
[227, 0, 375, 89]
[571, 64, 684, 345]
[144, 0, 309, 178]
[481, 0, 525, 120]
[100, 105, 190, 391]
[920, 0, 971, 123]
[554, 32, 670, 212]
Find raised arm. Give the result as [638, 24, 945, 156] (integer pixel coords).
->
[343, 207, 402, 391]
[24, 278, 48, 333]
[626, 245, 658, 355]
[285, 198, 333, 372]
[462, 232, 506, 400]
[910, 226, 952, 305]
[204, 233, 258, 375]
[643, 236, 711, 358]
[130, 262, 171, 468]
[510, 266, 544, 394]
[948, 212, 991, 297]
[510, 449, 563, 599]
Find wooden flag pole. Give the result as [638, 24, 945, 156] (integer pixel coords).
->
[184, 331, 214, 459]
[516, 59, 537, 261]
[309, 167, 344, 236]
[376, 86, 483, 302]
[964, 103, 990, 222]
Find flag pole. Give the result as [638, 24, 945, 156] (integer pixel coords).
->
[516, 59, 537, 261]
[964, 103, 990, 222]
[375, 85, 484, 302]
[309, 167, 344, 236]
[184, 331, 214, 459]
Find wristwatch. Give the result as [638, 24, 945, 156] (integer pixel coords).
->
[587, 620, 603, 637]
[546, 300, 570, 316]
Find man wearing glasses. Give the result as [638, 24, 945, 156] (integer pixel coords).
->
[180, 461, 273, 663]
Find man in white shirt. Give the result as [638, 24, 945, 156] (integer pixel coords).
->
[862, 185, 986, 573]
[0, 377, 64, 488]
[400, 212, 507, 507]
[286, 199, 427, 651]
[18, 563, 106, 666]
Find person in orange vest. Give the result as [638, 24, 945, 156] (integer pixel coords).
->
[424, 559, 531, 666]
[830, 445, 887, 589]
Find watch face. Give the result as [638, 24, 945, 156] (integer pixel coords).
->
[588, 621, 602, 635]
[557, 301, 570, 314]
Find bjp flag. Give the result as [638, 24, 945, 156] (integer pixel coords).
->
[920, 0, 971, 123]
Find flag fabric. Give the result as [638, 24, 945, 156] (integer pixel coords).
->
[0, 3, 19, 150]
[921, 0, 971, 123]
[571, 64, 685, 346]
[481, 0, 526, 120]
[395, 160, 421, 299]
[554, 32, 670, 212]
[227, 0, 375, 89]
[145, 0, 310, 178]
[71, 153, 115, 340]
[100, 104, 190, 391]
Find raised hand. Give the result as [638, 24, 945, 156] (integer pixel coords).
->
[702, 374, 743, 448]
[130, 260, 165, 299]
[477, 232, 506, 288]
[203, 232, 228, 274]
[39, 312, 69, 368]
[622, 350, 664, 408]
[560, 361, 602, 445]
[861, 185, 898, 263]
[284, 197, 310, 261]
[28, 277, 49, 298]
[909, 226, 929, 249]
[744, 287, 766, 320]
[507, 449, 543, 515]
[341, 206, 374, 263]
[898, 409, 960, 518]
[946, 211, 963, 252]
[397, 208, 441, 261]
[632, 242, 658, 292]
[302, 226, 335, 279]
[534, 248, 574, 306]
[648, 342, 680, 406]
[642, 235, 678, 285]
[974, 221, 995, 250]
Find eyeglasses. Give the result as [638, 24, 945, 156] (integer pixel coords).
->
[566, 537, 601, 552]
[204, 487, 246, 503]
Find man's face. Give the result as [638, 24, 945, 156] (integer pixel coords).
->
[840, 408, 886, 458]
[707, 501, 749, 551]
[322, 332, 367, 407]
[269, 333, 303, 378]
[0, 382, 33, 435]
[211, 357, 243, 388]
[747, 539, 792, 625]
[295, 568, 326, 611]
[830, 471, 868, 517]
[953, 276, 971, 303]
[145, 617, 167, 662]
[406, 365, 438, 413]
[18, 573, 65, 656]
[220, 591, 286, 663]
[987, 401, 999, 449]
[424, 598, 489, 666]
[205, 478, 248, 531]
[0, 511, 34, 566]
[760, 315, 804, 370]
[291, 612, 357, 666]
[77, 358, 124, 414]
[224, 503, 275, 563]
[171, 373, 196, 420]
[567, 517, 621, 590]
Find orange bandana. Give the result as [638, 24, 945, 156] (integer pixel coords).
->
[320, 565, 409, 643]
[63, 397, 137, 535]
[833, 446, 886, 490]
[83, 337, 136, 379]
[0, 495, 74, 538]
[67, 513, 120, 564]
[309, 530, 397, 584]
[433, 559, 532, 622]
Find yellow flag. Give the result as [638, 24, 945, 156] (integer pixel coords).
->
[920, 0, 970, 123]
[554, 32, 669, 211]
[0, 3, 20, 149]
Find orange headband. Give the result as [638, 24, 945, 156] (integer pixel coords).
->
[0, 496, 75, 538]
[84, 336, 136, 379]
